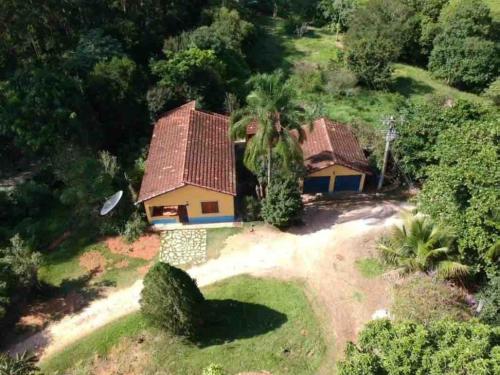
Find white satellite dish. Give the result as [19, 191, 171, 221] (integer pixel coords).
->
[100, 190, 123, 216]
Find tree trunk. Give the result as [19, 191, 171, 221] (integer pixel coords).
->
[266, 145, 272, 196]
[273, 1, 278, 18]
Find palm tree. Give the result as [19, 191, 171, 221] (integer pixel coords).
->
[378, 214, 469, 279]
[229, 70, 309, 190]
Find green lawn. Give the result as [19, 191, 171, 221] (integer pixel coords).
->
[39, 231, 149, 291]
[41, 276, 327, 375]
[485, 0, 500, 20]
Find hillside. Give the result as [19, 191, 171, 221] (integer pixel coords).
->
[254, 18, 491, 129]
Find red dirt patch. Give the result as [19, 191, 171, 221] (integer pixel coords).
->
[79, 250, 107, 275]
[137, 262, 153, 276]
[105, 233, 160, 260]
[114, 260, 130, 269]
[17, 291, 86, 330]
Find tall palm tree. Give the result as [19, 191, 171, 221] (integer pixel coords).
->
[230, 70, 309, 190]
[378, 214, 469, 279]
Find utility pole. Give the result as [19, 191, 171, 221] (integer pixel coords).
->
[378, 116, 397, 190]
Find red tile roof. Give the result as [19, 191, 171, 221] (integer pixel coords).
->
[137, 101, 236, 203]
[302, 118, 371, 174]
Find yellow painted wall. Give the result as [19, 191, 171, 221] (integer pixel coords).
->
[306, 165, 365, 192]
[143, 184, 235, 223]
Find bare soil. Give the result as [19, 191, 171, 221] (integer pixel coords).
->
[9, 200, 409, 366]
[105, 233, 160, 260]
[79, 251, 107, 275]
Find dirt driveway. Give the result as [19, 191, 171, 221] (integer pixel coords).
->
[9, 199, 408, 363]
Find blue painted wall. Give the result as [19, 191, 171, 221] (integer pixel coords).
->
[189, 216, 235, 224]
[152, 218, 177, 225]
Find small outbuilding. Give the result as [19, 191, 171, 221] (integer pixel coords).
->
[137, 101, 236, 225]
[301, 118, 371, 194]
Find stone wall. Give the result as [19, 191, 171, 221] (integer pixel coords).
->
[159, 229, 207, 266]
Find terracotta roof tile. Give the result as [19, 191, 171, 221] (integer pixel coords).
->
[302, 118, 371, 174]
[137, 102, 236, 202]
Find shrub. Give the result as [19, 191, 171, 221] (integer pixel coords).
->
[0, 352, 39, 375]
[338, 319, 500, 375]
[343, 0, 414, 88]
[292, 62, 324, 94]
[324, 67, 358, 96]
[122, 212, 147, 243]
[202, 363, 225, 375]
[484, 77, 500, 106]
[242, 196, 261, 222]
[417, 119, 499, 273]
[261, 176, 303, 227]
[140, 262, 204, 338]
[478, 272, 500, 326]
[392, 275, 471, 324]
[428, 0, 499, 92]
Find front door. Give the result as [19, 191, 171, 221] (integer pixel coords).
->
[178, 205, 189, 223]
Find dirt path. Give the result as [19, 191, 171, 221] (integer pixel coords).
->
[9, 200, 408, 362]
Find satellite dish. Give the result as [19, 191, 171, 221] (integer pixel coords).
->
[100, 190, 123, 216]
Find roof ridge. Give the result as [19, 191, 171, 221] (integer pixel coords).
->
[195, 108, 229, 120]
[182, 109, 196, 183]
[321, 118, 337, 163]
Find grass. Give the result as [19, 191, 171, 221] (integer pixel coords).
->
[39, 230, 148, 291]
[485, 0, 500, 20]
[392, 275, 472, 325]
[41, 276, 326, 375]
[392, 64, 488, 104]
[355, 257, 387, 279]
[40, 312, 147, 373]
[255, 18, 492, 128]
[206, 226, 244, 259]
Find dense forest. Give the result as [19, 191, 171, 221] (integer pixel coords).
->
[0, 0, 498, 370]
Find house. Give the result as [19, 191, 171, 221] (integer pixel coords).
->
[137, 101, 236, 225]
[246, 117, 371, 194]
[300, 118, 371, 194]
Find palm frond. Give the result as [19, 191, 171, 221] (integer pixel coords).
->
[377, 243, 402, 265]
[436, 260, 469, 279]
[427, 246, 450, 259]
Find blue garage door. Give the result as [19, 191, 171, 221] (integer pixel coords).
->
[334, 175, 362, 192]
[303, 176, 330, 193]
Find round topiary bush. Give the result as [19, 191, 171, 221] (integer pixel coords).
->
[140, 262, 204, 338]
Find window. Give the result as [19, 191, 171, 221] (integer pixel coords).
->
[151, 206, 178, 217]
[201, 201, 219, 214]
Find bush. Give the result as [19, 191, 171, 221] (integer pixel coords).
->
[140, 262, 205, 338]
[417, 119, 499, 273]
[429, 36, 498, 92]
[428, 0, 498, 92]
[478, 272, 500, 326]
[122, 212, 147, 243]
[292, 62, 324, 94]
[242, 196, 261, 222]
[343, 0, 414, 88]
[202, 363, 225, 375]
[392, 275, 471, 324]
[484, 77, 500, 105]
[324, 67, 359, 96]
[0, 353, 39, 375]
[338, 319, 500, 375]
[261, 176, 303, 227]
